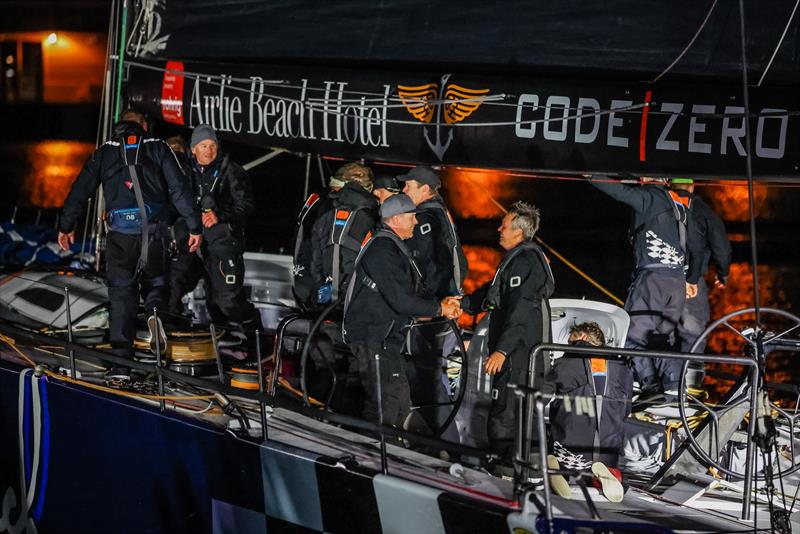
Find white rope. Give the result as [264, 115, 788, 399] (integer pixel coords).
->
[652, 0, 719, 83]
[757, 0, 800, 87]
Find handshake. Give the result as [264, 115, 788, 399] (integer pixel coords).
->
[439, 296, 463, 320]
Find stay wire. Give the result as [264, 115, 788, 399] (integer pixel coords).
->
[652, 0, 719, 83]
[757, 0, 800, 87]
[738, 0, 762, 327]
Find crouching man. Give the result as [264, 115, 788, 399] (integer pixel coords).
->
[343, 194, 461, 428]
[461, 201, 554, 464]
[545, 322, 633, 467]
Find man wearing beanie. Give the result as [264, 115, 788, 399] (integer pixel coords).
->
[58, 109, 201, 382]
[309, 162, 379, 305]
[169, 124, 263, 351]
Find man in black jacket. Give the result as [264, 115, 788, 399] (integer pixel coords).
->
[58, 109, 201, 380]
[168, 125, 261, 344]
[310, 163, 378, 305]
[291, 167, 352, 310]
[400, 166, 468, 299]
[590, 176, 693, 398]
[461, 201, 554, 461]
[400, 166, 468, 436]
[343, 194, 461, 427]
[671, 178, 731, 353]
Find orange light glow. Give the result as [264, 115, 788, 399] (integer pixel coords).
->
[0, 31, 105, 103]
[458, 245, 504, 327]
[22, 141, 94, 209]
[444, 168, 509, 219]
[701, 181, 770, 222]
[702, 262, 794, 405]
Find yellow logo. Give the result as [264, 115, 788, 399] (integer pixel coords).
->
[397, 74, 489, 159]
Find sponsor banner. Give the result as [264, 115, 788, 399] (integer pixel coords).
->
[127, 59, 800, 179]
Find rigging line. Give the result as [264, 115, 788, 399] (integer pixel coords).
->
[459, 174, 625, 307]
[757, 0, 800, 87]
[302, 102, 648, 128]
[652, 0, 720, 83]
[738, 0, 761, 326]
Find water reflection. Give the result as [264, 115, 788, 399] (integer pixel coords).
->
[21, 141, 92, 209]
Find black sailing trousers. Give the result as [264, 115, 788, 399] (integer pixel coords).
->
[105, 228, 169, 360]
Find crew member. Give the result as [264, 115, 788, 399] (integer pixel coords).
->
[291, 164, 353, 309]
[372, 174, 401, 205]
[399, 166, 469, 437]
[461, 201, 554, 462]
[671, 178, 731, 353]
[544, 322, 632, 468]
[590, 176, 693, 399]
[400, 166, 468, 298]
[168, 125, 262, 345]
[58, 109, 201, 381]
[310, 163, 378, 305]
[342, 194, 461, 427]
[165, 135, 190, 173]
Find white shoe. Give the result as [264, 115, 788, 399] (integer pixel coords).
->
[547, 455, 571, 499]
[591, 462, 624, 503]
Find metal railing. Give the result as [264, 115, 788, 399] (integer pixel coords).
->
[515, 342, 760, 527]
[0, 270, 777, 525]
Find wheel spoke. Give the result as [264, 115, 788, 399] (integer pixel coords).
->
[763, 323, 800, 346]
[722, 320, 757, 346]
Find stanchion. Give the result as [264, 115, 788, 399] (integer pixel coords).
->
[255, 329, 268, 441]
[64, 287, 77, 379]
[210, 323, 225, 385]
[374, 352, 388, 475]
[153, 307, 165, 412]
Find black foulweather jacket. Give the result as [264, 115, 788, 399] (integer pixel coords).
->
[590, 179, 689, 274]
[310, 182, 379, 293]
[674, 190, 732, 285]
[60, 121, 199, 234]
[344, 228, 440, 348]
[406, 195, 468, 298]
[462, 242, 554, 368]
[191, 153, 254, 236]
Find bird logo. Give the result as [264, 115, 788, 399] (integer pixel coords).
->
[397, 74, 489, 160]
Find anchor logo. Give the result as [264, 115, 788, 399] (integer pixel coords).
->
[397, 74, 489, 161]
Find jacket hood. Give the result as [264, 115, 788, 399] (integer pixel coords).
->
[332, 181, 379, 210]
[111, 120, 146, 138]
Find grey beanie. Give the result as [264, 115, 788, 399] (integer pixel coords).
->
[190, 124, 218, 148]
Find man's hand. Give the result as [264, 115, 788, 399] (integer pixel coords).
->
[187, 233, 202, 253]
[714, 274, 727, 289]
[57, 231, 74, 251]
[686, 283, 698, 299]
[484, 351, 506, 375]
[202, 211, 218, 228]
[439, 296, 462, 320]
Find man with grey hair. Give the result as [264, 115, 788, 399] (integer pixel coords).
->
[460, 201, 554, 465]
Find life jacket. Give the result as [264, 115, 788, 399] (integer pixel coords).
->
[483, 241, 554, 311]
[628, 188, 690, 270]
[106, 131, 152, 274]
[327, 205, 369, 299]
[417, 197, 468, 291]
[341, 228, 423, 342]
[292, 192, 321, 267]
